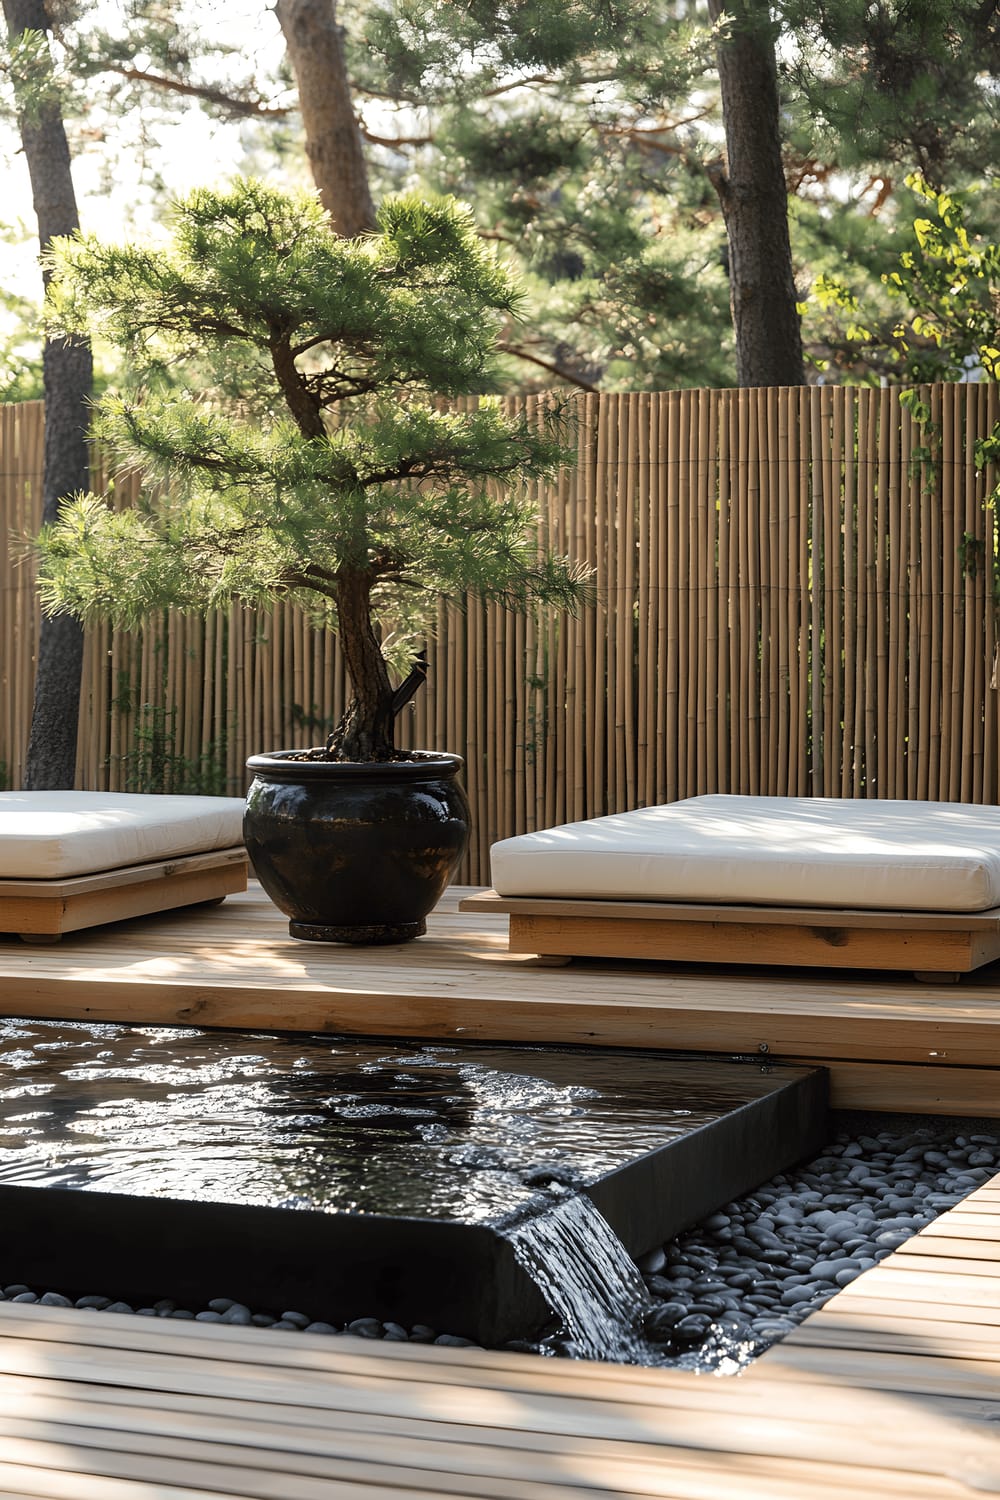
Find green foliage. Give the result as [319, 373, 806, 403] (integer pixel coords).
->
[777, 0, 1000, 187]
[3, 0, 997, 395]
[34, 178, 591, 759]
[357, 0, 734, 390]
[114, 703, 227, 796]
[814, 171, 1000, 647]
[1, 24, 69, 125]
[812, 176, 1000, 383]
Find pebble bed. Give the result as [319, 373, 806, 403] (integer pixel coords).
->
[2, 1111, 997, 1368]
[631, 1111, 1000, 1370]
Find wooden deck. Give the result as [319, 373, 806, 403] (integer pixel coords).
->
[1, 882, 999, 1495]
[0, 1171, 998, 1499]
[1, 882, 999, 1115]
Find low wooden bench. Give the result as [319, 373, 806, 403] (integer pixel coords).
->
[0, 792, 248, 941]
[461, 795, 1000, 981]
[459, 889, 1000, 980]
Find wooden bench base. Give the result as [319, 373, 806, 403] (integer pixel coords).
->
[458, 890, 1000, 980]
[0, 847, 249, 940]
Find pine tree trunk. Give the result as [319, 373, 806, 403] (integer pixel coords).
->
[275, 0, 376, 239]
[708, 0, 805, 388]
[329, 568, 397, 761]
[3, 0, 92, 789]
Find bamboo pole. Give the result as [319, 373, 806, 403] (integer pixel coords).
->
[874, 385, 890, 794]
[893, 393, 905, 804]
[679, 388, 696, 796]
[726, 390, 743, 791]
[927, 384, 945, 797]
[653, 393, 670, 804]
[828, 388, 845, 797]
[704, 388, 721, 793]
[985, 383, 1000, 802]
[938, 383, 957, 798]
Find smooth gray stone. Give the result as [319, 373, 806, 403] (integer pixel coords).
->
[304, 1321, 339, 1334]
[753, 1323, 796, 1341]
[269, 1320, 303, 1331]
[434, 1334, 478, 1347]
[644, 1302, 692, 1338]
[76, 1294, 111, 1310]
[805, 1210, 840, 1231]
[673, 1314, 712, 1343]
[810, 1257, 861, 1280]
[39, 1291, 72, 1307]
[208, 1297, 235, 1313]
[747, 1227, 784, 1251]
[222, 1305, 252, 1325]
[251, 1313, 276, 1327]
[195, 1310, 223, 1322]
[170, 1309, 196, 1319]
[688, 1296, 726, 1316]
[281, 1310, 311, 1329]
[347, 1317, 383, 1338]
[105, 1301, 134, 1314]
[780, 1285, 819, 1306]
[636, 1246, 667, 1273]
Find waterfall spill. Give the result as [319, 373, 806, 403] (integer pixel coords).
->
[507, 1193, 656, 1363]
[0, 1018, 828, 1348]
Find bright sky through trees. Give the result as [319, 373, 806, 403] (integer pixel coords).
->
[0, 1, 289, 320]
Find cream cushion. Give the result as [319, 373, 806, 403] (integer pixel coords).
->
[0, 792, 246, 880]
[490, 795, 1000, 914]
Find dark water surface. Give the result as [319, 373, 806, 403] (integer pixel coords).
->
[0, 1018, 780, 1228]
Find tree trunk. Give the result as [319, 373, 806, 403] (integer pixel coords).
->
[707, 0, 805, 387]
[328, 568, 396, 760]
[3, 0, 92, 788]
[275, 0, 376, 239]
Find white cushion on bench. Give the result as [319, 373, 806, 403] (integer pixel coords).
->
[0, 792, 246, 880]
[490, 795, 1000, 914]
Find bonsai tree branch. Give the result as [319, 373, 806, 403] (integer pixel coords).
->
[36, 181, 592, 764]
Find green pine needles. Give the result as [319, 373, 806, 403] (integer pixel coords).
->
[35, 178, 591, 762]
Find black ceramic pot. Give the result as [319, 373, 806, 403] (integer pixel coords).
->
[243, 750, 470, 944]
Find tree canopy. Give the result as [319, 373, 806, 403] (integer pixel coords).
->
[35, 180, 591, 760]
[2, 0, 998, 394]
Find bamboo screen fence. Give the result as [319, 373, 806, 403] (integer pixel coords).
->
[3, 385, 1000, 885]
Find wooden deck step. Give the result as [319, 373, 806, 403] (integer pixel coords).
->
[0, 883, 998, 1115]
[0, 1295, 994, 1499]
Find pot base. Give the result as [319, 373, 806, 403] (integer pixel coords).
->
[288, 918, 427, 946]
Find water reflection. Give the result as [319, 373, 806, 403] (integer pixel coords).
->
[0, 1019, 768, 1226]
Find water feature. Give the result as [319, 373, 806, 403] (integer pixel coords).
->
[0, 1017, 828, 1347]
[507, 1193, 653, 1361]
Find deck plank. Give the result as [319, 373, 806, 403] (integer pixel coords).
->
[0, 886, 999, 1118]
[1, 890, 1000, 1495]
[0, 1300, 993, 1500]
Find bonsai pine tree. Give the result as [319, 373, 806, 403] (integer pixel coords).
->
[34, 178, 590, 762]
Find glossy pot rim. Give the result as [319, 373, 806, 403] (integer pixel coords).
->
[246, 749, 466, 781]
